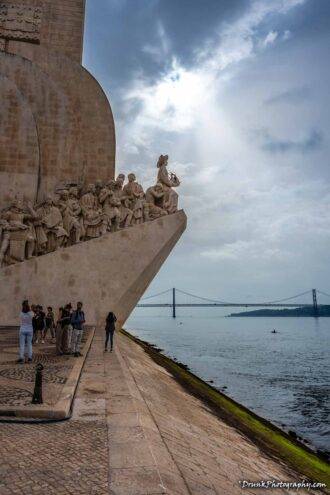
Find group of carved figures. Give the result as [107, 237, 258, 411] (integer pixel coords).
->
[0, 155, 180, 267]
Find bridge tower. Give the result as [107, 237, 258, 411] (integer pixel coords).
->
[172, 287, 176, 318]
[312, 289, 318, 317]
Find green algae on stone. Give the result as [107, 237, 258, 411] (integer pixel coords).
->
[121, 329, 330, 488]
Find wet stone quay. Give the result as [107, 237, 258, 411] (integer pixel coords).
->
[1, 328, 326, 495]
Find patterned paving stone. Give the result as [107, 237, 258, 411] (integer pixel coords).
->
[0, 326, 92, 407]
[0, 421, 109, 495]
[0, 385, 33, 406]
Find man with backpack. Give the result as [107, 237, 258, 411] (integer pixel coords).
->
[70, 301, 85, 357]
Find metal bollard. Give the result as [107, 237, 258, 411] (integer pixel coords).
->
[31, 363, 44, 404]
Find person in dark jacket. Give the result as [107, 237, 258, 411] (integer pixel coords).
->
[56, 303, 72, 354]
[105, 312, 117, 352]
[32, 305, 45, 344]
[71, 302, 85, 357]
[44, 306, 55, 342]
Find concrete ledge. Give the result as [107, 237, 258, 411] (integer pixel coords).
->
[121, 329, 330, 487]
[0, 327, 95, 421]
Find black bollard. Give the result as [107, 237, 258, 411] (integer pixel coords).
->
[32, 363, 44, 404]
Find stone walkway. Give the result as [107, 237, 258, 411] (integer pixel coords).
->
[0, 326, 92, 409]
[0, 329, 326, 494]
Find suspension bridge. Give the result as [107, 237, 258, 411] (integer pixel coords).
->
[137, 288, 330, 318]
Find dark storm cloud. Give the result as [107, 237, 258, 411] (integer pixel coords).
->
[84, 0, 249, 88]
[261, 129, 323, 154]
[151, 0, 249, 64]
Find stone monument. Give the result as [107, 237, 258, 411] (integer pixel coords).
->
[0, 0, 186, 326]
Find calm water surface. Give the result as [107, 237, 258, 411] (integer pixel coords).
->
[126, 307, 330, 452]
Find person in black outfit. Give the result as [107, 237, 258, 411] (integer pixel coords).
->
[105, 312, 117, 352]
[58, 303, 72, 354]
[32, 305, 46, 344]
[44, 306, 55, 341]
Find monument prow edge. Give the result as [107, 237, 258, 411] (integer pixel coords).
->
[0, 211, 187, 326]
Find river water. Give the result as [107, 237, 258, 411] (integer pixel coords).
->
[125, 307, 330, 453]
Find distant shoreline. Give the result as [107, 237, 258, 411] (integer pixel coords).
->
[229, 306, 330, 317]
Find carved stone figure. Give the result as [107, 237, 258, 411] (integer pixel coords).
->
[113, 176, 133, 228]
[58, 189, 82, 244]
[99, 180, 121, 232]
[0, 162, 181, 267]
[95, 180, 104, 207]
[123, 173, 145, 225]
[35, 196, 68, 253]
[80, 184, 103, 239]
[145, 183, 168, 220]
[2, 199, 37, 263]
[0, 218, 10, 267]
[157, 155, 180, 214]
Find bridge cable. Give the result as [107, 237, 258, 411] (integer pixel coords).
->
[175, 289, 232, 305]
[140, 289, 172, 301]
[141, 288, 316, 305]
[260, 290, 312, 305]
[316, 289, 330, 299]
[175, 288, 312, 306]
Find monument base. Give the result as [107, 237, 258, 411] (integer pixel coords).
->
[0, 211, 186, 326]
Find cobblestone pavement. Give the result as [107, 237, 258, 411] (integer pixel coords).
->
[0, 421, 109, 495]
[0, 330, 109, 495]
[0, 329, 325, 495]
[0, 326, 91, 407]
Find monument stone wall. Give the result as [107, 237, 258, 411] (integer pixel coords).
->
[0, 0, 115, 207]
[1, 0, 85, 63]
[0, 1, 186, 326]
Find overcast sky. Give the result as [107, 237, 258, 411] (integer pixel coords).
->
[83, 0, 330, 304]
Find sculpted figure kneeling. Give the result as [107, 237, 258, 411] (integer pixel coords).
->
[145, 183, 168, 220]
[35, 196, 68, 253]
[1, 199, 37, 263]
[80, 184, 104, 239]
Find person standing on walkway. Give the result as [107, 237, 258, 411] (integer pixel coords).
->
[55, 307, 64, 355]
[18, 300, 34, 364]
[105, 311, 117, 352]
[44, 306, 55, 342]
[71, 302, 85, 357]
[32, 305, 45, 344]
[58, 303, 72, 354]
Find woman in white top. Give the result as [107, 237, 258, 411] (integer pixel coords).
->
[19, 300, 34, 363]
